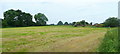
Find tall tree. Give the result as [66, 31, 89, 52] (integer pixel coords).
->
[3, 9, 34, 27]
[57, 21, 63, 25]
[4, 9, 18, 26]
[34, 13, 48, 26]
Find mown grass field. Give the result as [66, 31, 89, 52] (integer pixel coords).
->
[1, 26, 108, 52]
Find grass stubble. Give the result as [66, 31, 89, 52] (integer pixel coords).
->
[2, 26, 108, 52]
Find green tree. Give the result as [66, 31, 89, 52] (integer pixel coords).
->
[57, 21, 63, 25]
[104, 17, 119, 27]
[21, 12, 33, 26]
[34, 13, 48, 26]
[4, 9, 34, 27]
[80, 20, 86, 26]
[64, 22, 69, 25]
[4, 9, 18, 26]
[73, 20, 89, 27]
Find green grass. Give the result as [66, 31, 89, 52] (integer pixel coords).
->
[98, 28, 118, 52]
[2, 26, 107, 52]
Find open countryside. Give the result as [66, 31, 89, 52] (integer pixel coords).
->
[1, 0, 120, 53]
[2, 26, 108, 52]
[1, 8, 119, 53]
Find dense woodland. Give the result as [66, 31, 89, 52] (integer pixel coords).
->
[0, 9, 120, 28]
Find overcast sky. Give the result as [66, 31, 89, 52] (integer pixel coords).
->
[0, 0, 119, 24]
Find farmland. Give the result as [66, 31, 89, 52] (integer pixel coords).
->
[2, 26, 108, 52]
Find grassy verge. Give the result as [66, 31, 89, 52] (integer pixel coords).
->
[98, 28, 118, 52]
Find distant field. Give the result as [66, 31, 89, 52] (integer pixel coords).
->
[2, 26, 108, 52]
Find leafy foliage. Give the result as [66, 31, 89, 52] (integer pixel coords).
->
[73, 20, 89, 27]
[2, 9, 48, 27]
[34, 13, 48, 26]
[103, 17, 119, 27]
[3, 9, 34, 27]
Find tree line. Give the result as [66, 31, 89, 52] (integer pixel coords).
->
[1, 9, 120, 28]
[57, 17, 120, 27]
[57, 20, 92, 26]
[1, 9, 48, 27]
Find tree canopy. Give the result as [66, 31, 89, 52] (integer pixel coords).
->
[2, 9, 119, 28]
[57, 21, 63, 25]
[2, 9, 49, 27]
[103, 17, 119, 27]
[64, 22, 69, 25]
[73, 20, 89, 27]
[3, 9, 34, 27]
[34, 13, 48, 26]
